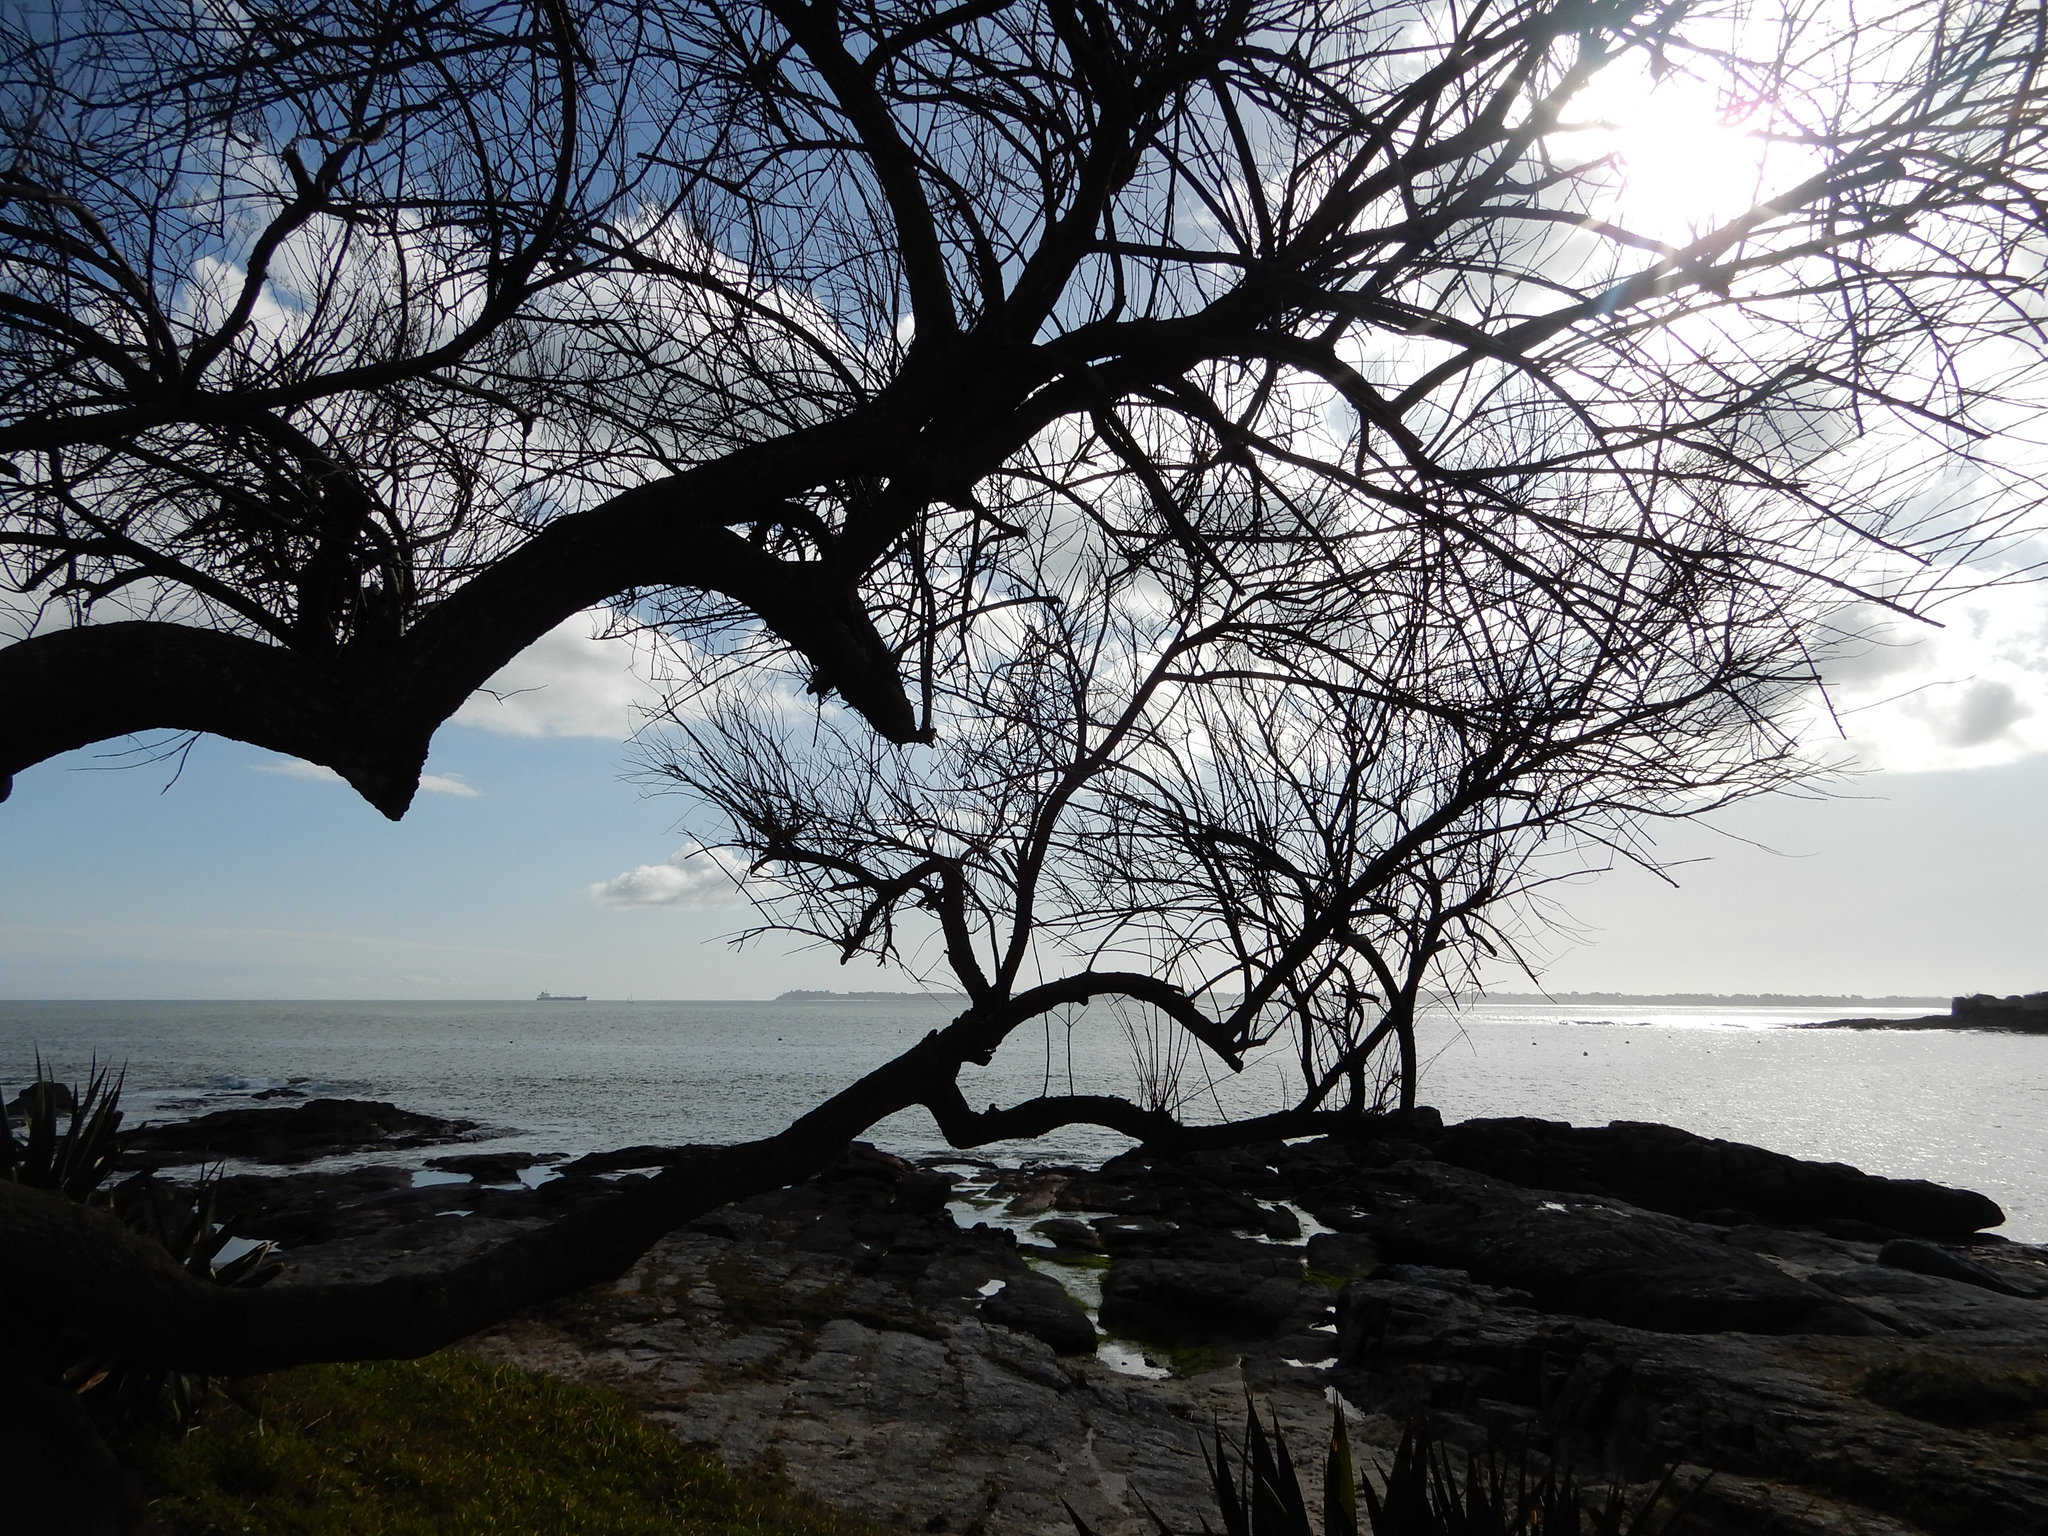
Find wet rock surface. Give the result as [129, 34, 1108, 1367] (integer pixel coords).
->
[123, 1097, 480, 1166]
[1427, 1117, 2004, 1238]
[229, 1113, 2047, 1536]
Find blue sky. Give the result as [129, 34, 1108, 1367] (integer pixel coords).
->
[2, 610, 2045, 1000]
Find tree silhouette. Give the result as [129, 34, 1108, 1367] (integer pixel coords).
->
[651, 452, 1833, 1126]
[1, 0, 2043, 1379]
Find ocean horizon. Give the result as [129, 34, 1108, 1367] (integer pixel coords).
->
[2, 996, 2039, 1240]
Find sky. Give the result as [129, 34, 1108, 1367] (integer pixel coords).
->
[1, 589, 2044, 1001]
[4, 45, 2045, 1003]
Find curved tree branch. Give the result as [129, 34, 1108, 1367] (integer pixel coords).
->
[921, 1078, 1390, 1152]
[0, 450, 928, 813]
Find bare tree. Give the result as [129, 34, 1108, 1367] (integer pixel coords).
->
[1, 0, 2044, 1387]
[653, 456, 1826, 1139]
[0, 0, 2041, 810]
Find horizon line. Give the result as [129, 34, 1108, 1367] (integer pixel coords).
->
[0, 991, 1957, 1006]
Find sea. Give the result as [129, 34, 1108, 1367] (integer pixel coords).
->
[2, 998, 2041, 1242]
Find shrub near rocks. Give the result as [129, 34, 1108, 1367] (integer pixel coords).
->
[1067, 1404, 1695, 1536]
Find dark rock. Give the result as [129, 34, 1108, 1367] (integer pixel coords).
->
[1432, 1116, 2003, 1237]
[893, 1167, 957, 1214]
[1001, 1172, 1071, 1214]
[559, 1143, 719, 1175]
[981, 1272, 1098, 1354]
[1260, 1203, 1302, 1241]
[822, 1143, 914, 1181]
[1859, 1352, 2048, 1429]
[688, 1208, 764, 1241]
[6, 1079, 76, 1115]
[1720, 1223, 1872, 1267]
[1169, 1146, 1293, 1198]
[474, 1172, 630, 1222]
[1091, 1215, 1180, 1252]
[1688, 1207, 1758, 1227]
[206, 1165, 482, 1245]
[1881, 1237, 2038, 1297]
[251, 1086, 306, 1099]
[1305, 1232, 1381, 1277]
[125, 1098, 478, 1165]
[1032, 1217, 1105, 1252]
[1335, 1267, 1535, 1372]
[1365, 1164, 1881, 1336]
[427, 1151, 549, 1182]
[1100, 1238, 1306, 1344]
[1058, 1179, 1164, 1215]
[1332, 1275, 2048, 1535]
[225, 1093, 2048, 1535]
[1815, 1216, 1911, 1243]
[1810, 1264, 2048, 1334]
[1165, 1186, 1276, 1233]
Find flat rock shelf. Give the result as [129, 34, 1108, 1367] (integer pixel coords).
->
[200, 1108, 2048, 1536]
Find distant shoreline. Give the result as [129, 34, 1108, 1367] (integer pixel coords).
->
[0, 992, 1957, 1007]
[773, 989, 1963, 1012]
[1474, 992, 1948, 1007]
[774, 989, 968, 1003]
[1798, 1013, 2048, 1034]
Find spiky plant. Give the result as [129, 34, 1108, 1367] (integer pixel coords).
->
[1068, 1404, 1694, 1536]
[0, 1056, 128, 1201]
[6, 1062, 281, 1424]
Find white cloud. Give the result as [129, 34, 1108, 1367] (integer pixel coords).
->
[590, 848, 748, 908]
[453, 611, 660, 740]
[252, 759, 345, 783]
[252, 761, 479, 797]
[1814, 582, 2048, 772]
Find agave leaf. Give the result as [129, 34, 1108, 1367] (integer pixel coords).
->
[1376, 1425, 1418, 1534]
[1324, 1405, 1358, 1536]
[68, 1063, 127, 1200]
[0, 1079, 20, 1181]
[165, 1196, 212, 1269]
[1371, 1422, 1430, 1535]
[1205, 1420, 1251, 1536]
[1358, 1478, 1387, 1536]
[1135, 1488, 1181, 1536]
[22, 1079, 58, 1185]
[1620, 1465, 1699, 1536]
[1268, 1410, 1314, 1536]
[1246, 1406, 1294, 1536]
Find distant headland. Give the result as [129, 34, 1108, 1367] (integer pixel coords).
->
[774, 989, 967, 1003]
[1802, 992, 2048, 1033]
[774, 988, 1969, 1009]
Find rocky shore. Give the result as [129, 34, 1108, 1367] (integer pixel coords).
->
[164, 1100, 2048, 1536]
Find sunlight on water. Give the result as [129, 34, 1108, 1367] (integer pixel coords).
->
[2, 997, 2039, 1240]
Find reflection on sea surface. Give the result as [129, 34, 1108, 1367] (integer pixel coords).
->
[0, 998, 2040, 1240]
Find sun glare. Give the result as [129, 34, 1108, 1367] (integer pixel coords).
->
[1571, 62, 1777, 244]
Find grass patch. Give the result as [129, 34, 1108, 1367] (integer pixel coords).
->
[121, 1353, 883, 1536]
[1859, 1358, 2048, 1432]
